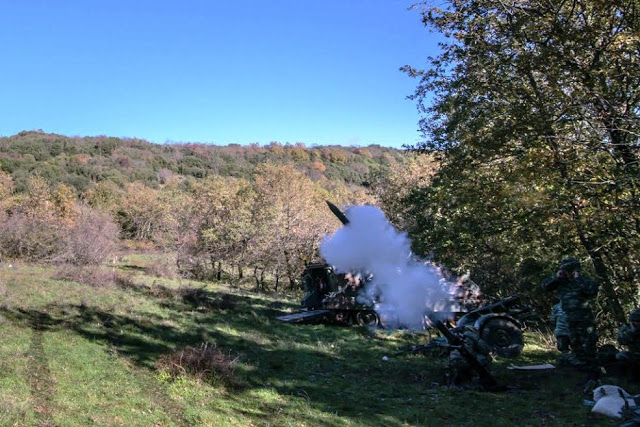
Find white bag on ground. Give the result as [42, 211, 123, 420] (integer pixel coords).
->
[591, 385, 635, 419]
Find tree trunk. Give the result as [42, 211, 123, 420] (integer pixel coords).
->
[574, 215, 626, 323]
[283, 249, 296, 290]
[260, 269, 266, 291]
[216, 261, 222, 281]
[253, 266, 260, 290]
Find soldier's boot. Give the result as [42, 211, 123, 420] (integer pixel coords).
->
[556, 336, 570, 353]
[556, 352, 575, 367]
[451, 369, 473, 386]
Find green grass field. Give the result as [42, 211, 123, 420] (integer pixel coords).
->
[0, 257, 629, 426]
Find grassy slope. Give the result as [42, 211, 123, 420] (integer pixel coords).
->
[0, 258, 628, 427]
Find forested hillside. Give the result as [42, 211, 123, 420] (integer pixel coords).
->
[0, 130, 404, 193]
[0, 130, 417, 292]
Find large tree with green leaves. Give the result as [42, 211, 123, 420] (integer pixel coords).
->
[404, 0, 639, 324]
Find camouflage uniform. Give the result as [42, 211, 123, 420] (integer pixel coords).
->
[550, 303, 570, 352]
[616, 308, 640, 375]
[449, 325, 493, 383]
[541, 258, 599, 371]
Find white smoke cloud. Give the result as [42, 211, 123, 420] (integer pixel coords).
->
[320, 205, 453, 330]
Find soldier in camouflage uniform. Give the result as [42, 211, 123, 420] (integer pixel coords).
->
[616, 308, 640, 378]
[448, 325, 493, 384]
[541, 258, 599, 372]
[550, 301, 570, 353]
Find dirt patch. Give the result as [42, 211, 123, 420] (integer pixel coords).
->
[27, 314, 56, 426]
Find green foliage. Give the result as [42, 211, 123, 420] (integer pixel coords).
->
[0, 131, 402, 192]
[403, 0, 640, 326]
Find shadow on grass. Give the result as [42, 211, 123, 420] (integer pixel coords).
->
[0, 298, 448, 426]
[1, 282, 628, 427]
[117, 264, 147, 272]
[113, 277, 300, 319]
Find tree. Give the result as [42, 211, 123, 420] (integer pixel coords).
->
[0, 176, 65, 261]
[117, 182, 177, 243]
[51, 183, 78, 225]
[187, 176, 255, 281]
[251, 163, 335, 289]
[83, 181, 124, 215]
[0, 170, 13, 201]
[404, 0, 640, 323]
[370, 152, 438, 231]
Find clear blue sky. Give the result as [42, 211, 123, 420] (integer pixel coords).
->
[0, 1, 440, 148]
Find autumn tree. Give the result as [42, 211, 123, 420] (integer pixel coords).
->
[185, 176, 255, 281]
[404, 0, 640, 323]
[51, 183, 78, 225]
[83, 181, 124, 215]
[251, 163, 335, 289]
[0, 170, 13, 201]
[370, 152, 438, 232]
[117, 182, 178, 244]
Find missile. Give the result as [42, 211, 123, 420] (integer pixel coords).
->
[326, 200, 350, 225]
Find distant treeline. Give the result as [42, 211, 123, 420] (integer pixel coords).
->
[0, 130, 405, 193]
[0, 130, 413, 293]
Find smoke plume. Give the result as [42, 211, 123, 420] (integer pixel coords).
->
[320, 205, 453, 330]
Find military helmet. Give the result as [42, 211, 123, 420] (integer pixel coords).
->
[629, 308, 640, 322]
[559, 257, 581, 272]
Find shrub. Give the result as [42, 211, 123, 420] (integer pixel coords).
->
[52, 264, 117, 288]
[146, 254, 178, 279]
[155, 342, 241, 387]
[0, 214, 64, 261]
[0, 203, 118, 265]
[58, 205, 119, 265]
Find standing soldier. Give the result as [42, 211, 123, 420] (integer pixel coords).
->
[617, 308, 640, 379]
[550, 301, 571, 355]
[541, 257, 599, 373]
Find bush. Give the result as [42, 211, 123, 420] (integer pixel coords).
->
[58, 205, 119, 265]
[0, 203, 118, 265]
[0, 214, 64, 261]
[146, 254, 178, 279]
[156, 342, 241, 387]
[52, 264, 117, 288]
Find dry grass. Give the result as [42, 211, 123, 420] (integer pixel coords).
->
[156, 342, 242, 387]
[52, 264, 117, 288]
[145, 255, 179, 279]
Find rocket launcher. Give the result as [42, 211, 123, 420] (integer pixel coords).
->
[325, 201, 501, 391]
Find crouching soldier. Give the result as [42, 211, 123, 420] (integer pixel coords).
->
[448, 325, 493, 385]
[617, 308, 640, 379]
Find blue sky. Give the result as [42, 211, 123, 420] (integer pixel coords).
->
[0, 1, 440, 148]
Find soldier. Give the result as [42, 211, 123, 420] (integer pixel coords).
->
[550, 301, 570, 354]
[448, 325, 493, 385]
[541, 257, 599, 373]
[616, 308, 640, 378]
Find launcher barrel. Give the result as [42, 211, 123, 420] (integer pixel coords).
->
[424, 312, 499, 391]
[326, 200, 350, 225]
